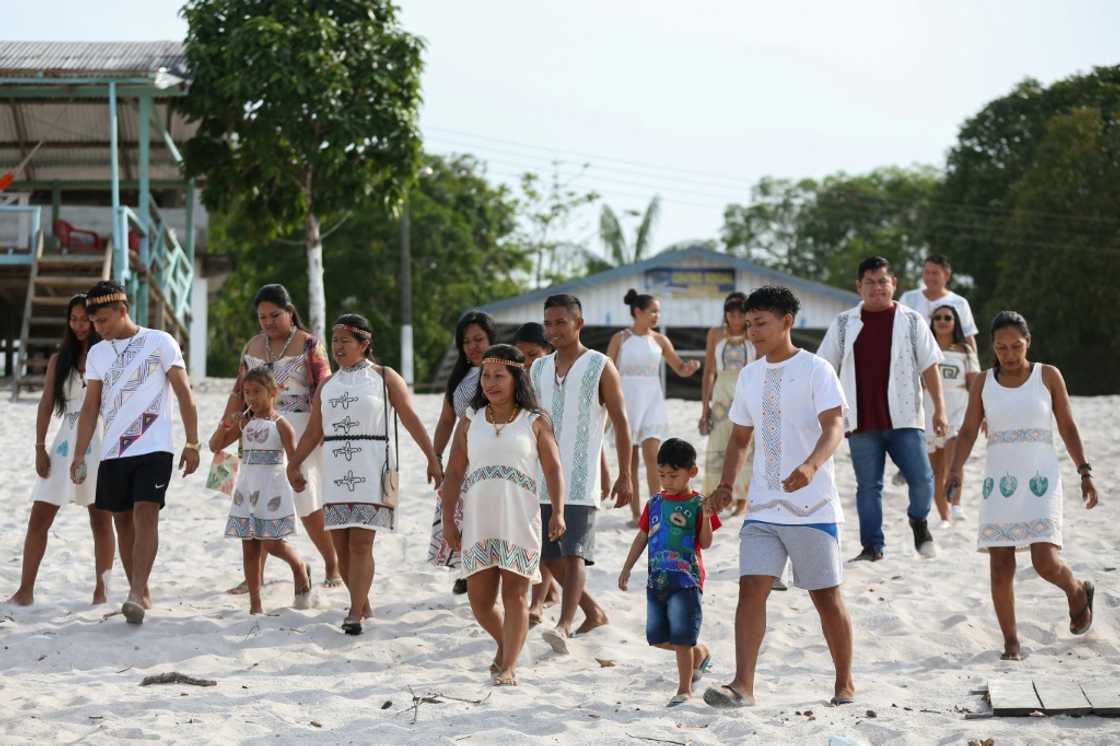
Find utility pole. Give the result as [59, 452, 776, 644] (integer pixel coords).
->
[400, 200, 414, 388]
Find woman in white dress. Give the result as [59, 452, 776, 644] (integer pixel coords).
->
[428, 311, 495, 594]
[8, 295, 115, 606]
[947, 311, 1098, 661]
[925, 304, 980, 527]
[608, 289, 700, 523]
[700, 292, 756, 517]
[289, 314, 443, 635]
[441, 344, 566, 685]
[211, 284, 340, 591]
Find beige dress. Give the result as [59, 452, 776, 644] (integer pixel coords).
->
[703, 335, 754, 500]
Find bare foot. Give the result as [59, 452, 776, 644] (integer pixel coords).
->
[140, 591, 153, 610]
[6, 590, 33, 606]
[543, 586, 560, 608]
[528, 610, 543, 627]
[361, 598, 374, 620]
[832, 680, 856, 704]
[1001, 641, 1022, 661]
[249, 604, 264, 615]
[575, 612, 609, 635]
[92, 587, 107, 605]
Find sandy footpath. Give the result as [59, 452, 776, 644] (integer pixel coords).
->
[1, 380, 1117, 745]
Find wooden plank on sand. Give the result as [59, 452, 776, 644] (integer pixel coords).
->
[988, 679, 1042, 716]
[1034, 679, 1092, 715]
[1081, 681, 1120, 716]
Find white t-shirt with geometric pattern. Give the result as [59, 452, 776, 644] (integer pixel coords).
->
[728, 350, 847, 525]
[85, 327, 185, 461]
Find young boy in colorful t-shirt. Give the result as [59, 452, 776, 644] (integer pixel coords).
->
[618, 438, 721, 707]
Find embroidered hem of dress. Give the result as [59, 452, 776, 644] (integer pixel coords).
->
[461, 537, 541, 580]
[978, 518, 1060, 550]
[224, 515, 296, 539]
[988, 428, 1053, 445]
[325, 502, 395, 531]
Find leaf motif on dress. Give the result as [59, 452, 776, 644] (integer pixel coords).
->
[249, 490, 260, 506]
[1029, 472, 1049, 497]
[982, 477, 994, 499]
[267, 495, 282, 511]
[999, 473, 1018, 498]
[234, 490, 244, 506]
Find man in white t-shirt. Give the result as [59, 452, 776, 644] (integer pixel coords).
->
[70, 281, 200, 625]
[702, 286, 855, 709]
[898, 255, 978, 348]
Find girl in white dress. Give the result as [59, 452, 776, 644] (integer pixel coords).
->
[608, 289, 700, 523]
[947, 311, 1098, 661]
[700, 292, 756, 517]
[289, 314, 443, 635]
[925, 304, 981, 526]
[441, 344, 566, 685]
[428, 311, 495, 594]
[8, 295, 115, 606]
[213, 367, 311, 615]
[210, 283, 340, 593]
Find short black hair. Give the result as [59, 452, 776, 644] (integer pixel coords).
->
[657, 438, 696, 470]
[513, 322, 549, 349]
[544, 294, 582, 317]
[857, 256, 892, 280]
[84, 280, 129, 313]
[744, 285, 800, 319]
[924, 254, 952, 272]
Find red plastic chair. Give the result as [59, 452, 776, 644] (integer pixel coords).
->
[53, 219, 108, 253]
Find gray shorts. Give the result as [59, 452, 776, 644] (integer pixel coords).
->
[540, 504, 596, 566]
[739, 521, 842, 591]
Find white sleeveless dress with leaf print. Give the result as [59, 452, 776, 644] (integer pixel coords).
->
[224, 416, 297, 540]
[977, 365, 1062, 552]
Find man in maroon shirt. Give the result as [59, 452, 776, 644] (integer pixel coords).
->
[817, 257, 948, 562]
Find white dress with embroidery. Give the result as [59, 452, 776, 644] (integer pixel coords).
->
[977, 365, 1062, 552]
[31, 369, 102, 507]
[460, 408, 543, 582]
[224, 416, 298, 540]
[618, 332, 666, 443]
[319, 362, 396, 532]
[244, 350, 323, 518]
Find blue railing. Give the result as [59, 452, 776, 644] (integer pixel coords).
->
[114, 199, 193, 325]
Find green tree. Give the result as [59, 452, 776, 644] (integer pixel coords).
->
[597, 195, 662, 266]
[206, 154, 529, 383]
[988, 107, 1120, 394]
[514, 166, 599, 287]
[180, 0, 425, 339]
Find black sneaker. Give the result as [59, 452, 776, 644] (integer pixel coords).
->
[453, 578, 468, 595]
[849, 546, 883, 563]
[910, 518, 937, 558]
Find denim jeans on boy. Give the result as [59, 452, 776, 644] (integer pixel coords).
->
[848, 427, 934, 553]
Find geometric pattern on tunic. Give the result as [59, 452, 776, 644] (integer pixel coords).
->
[988, 429, 1052, 446]
[979, 518, 1059, 544]
[115, 390, 163, 457]
[104, 342, 160, 429]
[224, 514, 296, 539]
[462, 464, 537, 495]
[569, 354, 605, 504]
[748, 497, 832, 518]
[461, 537, 539, 577]
[761, 367, 784, 490]
[324, 502, 395, 530]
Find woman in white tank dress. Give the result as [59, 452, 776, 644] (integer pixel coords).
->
[924, 304, 981, 526]
[211, 283, 340, 590]
[947, 311, 1097, 661]
[289, 314, 443, 635]
[440, 344, 565, 685]
[700, 293, 756, 516]
[608, 289, 701, 523]
[9, 295, 115, 606]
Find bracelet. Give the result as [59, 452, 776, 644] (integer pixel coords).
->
[717, 482, 733, 492]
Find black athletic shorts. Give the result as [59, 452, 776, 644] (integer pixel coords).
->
[95, 451, 174, 512]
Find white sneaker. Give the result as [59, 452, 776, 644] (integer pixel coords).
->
[917, 541, 938, 559]
[951, 505, 966, 521]
[938, 520, 952, 530]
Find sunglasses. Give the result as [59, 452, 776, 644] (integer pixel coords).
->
[932, 314, 954, 322]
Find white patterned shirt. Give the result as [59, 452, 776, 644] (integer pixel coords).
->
[728, 350, 847, 525]
[85, 328, 185, 461]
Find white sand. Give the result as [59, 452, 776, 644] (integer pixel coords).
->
[1, 380, 1117, 744]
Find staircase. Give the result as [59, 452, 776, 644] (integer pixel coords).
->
[10, 234, 111, 400]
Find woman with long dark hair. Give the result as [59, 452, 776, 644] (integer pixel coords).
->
[288, 313, 443, 634]
[427, 310, 496, 593]
[925, 304, 980, 527]
[947, 311, 1098, 661]
[8, 295, 115, 606]
[209, 283, 340, 592]
[440, 344, 566, 684]
[699, 291, 756, 517]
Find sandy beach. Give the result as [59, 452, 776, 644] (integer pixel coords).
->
[1, 380, 1116, 745]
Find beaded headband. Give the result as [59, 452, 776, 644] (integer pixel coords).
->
[86, 292, 128, 307]
[332, 323, 372, 340]
[482, 357, 524, 369]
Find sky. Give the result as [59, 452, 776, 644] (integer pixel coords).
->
[6, 1, 1119, 255]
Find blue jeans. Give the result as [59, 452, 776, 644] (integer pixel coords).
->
[646, 587, 703, 647]
[848, 428, 933, 552]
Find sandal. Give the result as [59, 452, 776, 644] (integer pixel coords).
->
[322, 576, 344, 589]
[493, 673, 517, 686]
[691, 651, 713, 684]
[528, 611, 543, 628]
[829, 696, 854, 706]
[341, 617, 363, 636]
[703, 684, 750, 708]
[1070, 580, 1095, 636]
[667, 693, 690, 708]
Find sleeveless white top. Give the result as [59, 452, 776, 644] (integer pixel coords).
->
[618, 332, 662, 379]
[977, 364, 1062, 551]
[32, 369, 102, 507]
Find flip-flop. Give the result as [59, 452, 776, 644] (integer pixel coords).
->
[1000, 651, 1023, 661]
[341, 618, 362, 636]
[1070, 580, 1095, 635]
[691, 652, 713, 684]
[122, 600, 145, 625]
[494, 673, 518, 687]
[528, 611, 543, 628]
[829, 696, 854, 706]
[667, 694, 690, 708]
[703, 685, 749, 708]
[542, 628, 570, 655]
[227, 580, 249, 595]
[321, 576, 344, 589]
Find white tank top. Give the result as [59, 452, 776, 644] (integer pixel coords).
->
[618, 332, 662, 379]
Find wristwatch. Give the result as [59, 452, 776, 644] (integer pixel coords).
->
[184, 441, 201, 452]
[1077, 462, 1092, 478]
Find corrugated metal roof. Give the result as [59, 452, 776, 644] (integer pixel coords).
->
[0, 41, 188, 78]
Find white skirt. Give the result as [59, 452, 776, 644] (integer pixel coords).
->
[30, 413, 101, 508]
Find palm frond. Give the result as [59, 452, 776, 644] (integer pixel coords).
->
[599, 205, 627, 265]
[633, 195, 661, 261]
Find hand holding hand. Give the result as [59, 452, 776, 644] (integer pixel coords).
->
[427, 458, 444, 490]
[703, 485, 732, 513]
[287, 463, 307, 492]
